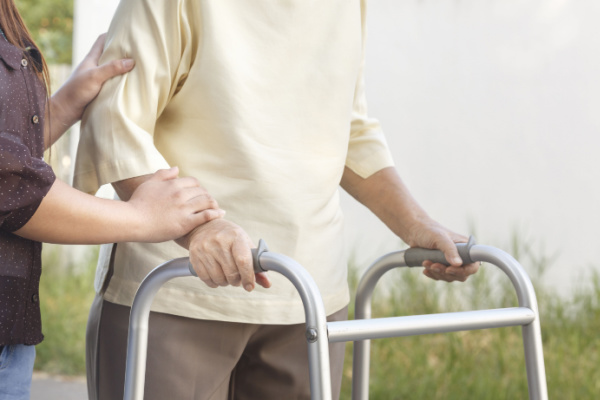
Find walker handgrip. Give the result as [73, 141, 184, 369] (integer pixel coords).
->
[404, 236, 476, 267]
[187, 239, 269, 276]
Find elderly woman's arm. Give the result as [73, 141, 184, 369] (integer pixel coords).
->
[340, 166, 479, 282]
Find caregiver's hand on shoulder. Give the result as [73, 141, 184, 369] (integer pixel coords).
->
[127, 167, 225, 243]
[51, 33, 134, 127]
[178, 219, 272, 292]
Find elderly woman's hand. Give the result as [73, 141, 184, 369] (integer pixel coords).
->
[405, 218, 480, 282]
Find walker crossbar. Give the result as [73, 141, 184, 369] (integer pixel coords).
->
[123, 240, 548, 400]
[327, 307, 535, 343]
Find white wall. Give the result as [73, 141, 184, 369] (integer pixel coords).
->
[72, 0, 120, 64]
[343, 0, 600, 294]
[69, 0, 120, 193]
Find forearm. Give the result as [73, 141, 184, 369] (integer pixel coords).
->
[14, 179, 146, 244]
[44, 90, 79, 148]
[340, 166, 431, 243]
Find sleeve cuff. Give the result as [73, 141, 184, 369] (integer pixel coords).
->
[73, 156, 170, 195]
[3, 173, 56, 233]
[345, 148, 395, 179]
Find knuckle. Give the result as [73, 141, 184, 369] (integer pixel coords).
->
[174, 190, 187, 203]
[196, 212, 211, 224]
[111, 59, 123, 71]
[225, 272, 242, 285]
[235, 253, 251, 267]
[203, 281, 218, 289]
[214, 230, 227, 243]
[215, 278, 228, 286]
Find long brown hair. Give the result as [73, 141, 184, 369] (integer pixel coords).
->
[0, 0, 50, 92]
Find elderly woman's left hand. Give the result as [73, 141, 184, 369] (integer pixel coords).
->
[405, 218, 480, 282]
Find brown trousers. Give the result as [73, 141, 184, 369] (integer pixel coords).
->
[86, 297, 347, 400]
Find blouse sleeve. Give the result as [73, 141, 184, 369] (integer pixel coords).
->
[345, 0, 395, 178]
[73, 0, 195, 194]
[0, 133, 56, 232]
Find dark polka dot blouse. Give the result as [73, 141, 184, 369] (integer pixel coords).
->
[0, 35, 56, 346]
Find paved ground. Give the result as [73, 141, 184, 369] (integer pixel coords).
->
[31, 373, 87, 400]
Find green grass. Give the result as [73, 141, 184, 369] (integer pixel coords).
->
[35, 243, 599, 399]
[34, 245, 97, 376]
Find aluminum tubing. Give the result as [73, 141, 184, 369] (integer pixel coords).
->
[328, 307, 535, 342]
[123, 258, 192, 400]
[258, 252, 333, 400]
[470, 245, 548, 400]
[352, 251, 407, 400]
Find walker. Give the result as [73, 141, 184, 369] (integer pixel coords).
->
[122, 237, 548, 400]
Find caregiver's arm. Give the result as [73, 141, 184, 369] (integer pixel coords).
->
[112, 176, 271, 292]
[340, 166, 479, 282]
[15, 168, 223, 244]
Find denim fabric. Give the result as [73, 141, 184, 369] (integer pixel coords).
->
[0, 344, 35, 400]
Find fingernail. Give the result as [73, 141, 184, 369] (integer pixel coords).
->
[122, 59, 135, 69]
[452, 257, 462, 265]
[245, 284, 254, 292]
[446, 270, 457, 276]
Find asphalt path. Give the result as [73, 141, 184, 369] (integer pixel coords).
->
[31, 373, 87, 400]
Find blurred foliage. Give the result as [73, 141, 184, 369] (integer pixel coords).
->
[35, 245, 97, 375]
[15, 0, 74, 64]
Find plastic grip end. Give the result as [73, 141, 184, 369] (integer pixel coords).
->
[251, 239, 269, 273]
[188, 261, 197, 277]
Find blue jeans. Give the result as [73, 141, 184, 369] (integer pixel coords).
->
[0, 344, 35, 400]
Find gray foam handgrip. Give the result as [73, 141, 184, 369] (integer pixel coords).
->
[404, 236, 476, 267]
[189, 239, 269, 276]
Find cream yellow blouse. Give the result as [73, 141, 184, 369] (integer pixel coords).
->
[74, 0, 394, 324]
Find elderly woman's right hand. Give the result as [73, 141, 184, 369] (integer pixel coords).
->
[179, 219, 272, 292]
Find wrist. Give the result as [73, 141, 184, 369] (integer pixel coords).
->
[50, 87, 80, 129]
[175, 225, 202, 249]
[119, 200, 146, 243]
[395, 210, 433, 245]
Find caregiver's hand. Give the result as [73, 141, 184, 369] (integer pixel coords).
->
[46, 33, 135, 146]
[127, 168, 226, 243]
